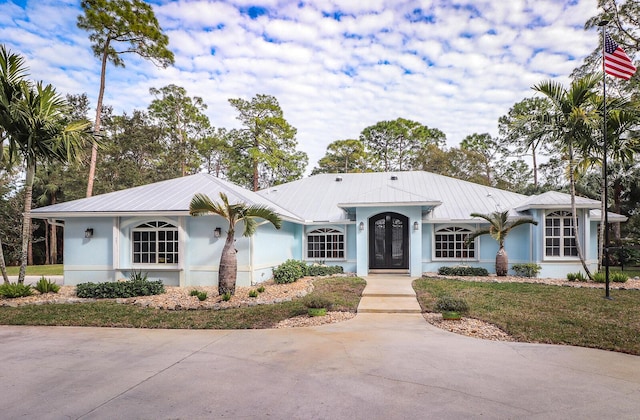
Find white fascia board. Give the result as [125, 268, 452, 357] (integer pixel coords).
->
[337, 201, 442, 208]
[514, 203, 600, 211]
[30, 211, 304, 224]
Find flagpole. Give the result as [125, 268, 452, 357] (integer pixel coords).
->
[598, 20, 611, 299]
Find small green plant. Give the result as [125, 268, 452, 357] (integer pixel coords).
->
[197, 291, 207, 301]
[221, 291, 232, 301]
[511, 263, 541, 278]
[567, 272, 587, 282]
[612, 272, 628, 283]
[306, 264, 344, 276]
[437, 266, 489, 277]
[273, 259, 307, 284]
[0, 282, 34, 298]
[257, 285, 265, 293]
[248, 289, 258, 298]
[434, 296, 469, 314]
[592, 272, 606, 283]
[190, 289, 200, 297]
[34, 276, 61, 294]
[128, 270, 148, 282]
[302, 294, 333, 310]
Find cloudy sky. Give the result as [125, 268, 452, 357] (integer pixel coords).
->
[0, 0, 600, 171]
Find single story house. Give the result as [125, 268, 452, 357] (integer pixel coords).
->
[31, 171, 623, 286]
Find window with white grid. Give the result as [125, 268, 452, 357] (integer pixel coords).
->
[434, 226, 475, 259]
[132, 221, 179, 264]
[307, 228, 345, 259]
[545, 211, 578, 258]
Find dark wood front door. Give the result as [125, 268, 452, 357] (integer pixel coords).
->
[369, 212, 409, 269]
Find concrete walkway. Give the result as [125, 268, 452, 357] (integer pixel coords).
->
[1, 276, 640, 419]
[357, 274, 422, 313]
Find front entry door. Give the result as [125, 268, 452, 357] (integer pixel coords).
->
[369, 212, 409, 269]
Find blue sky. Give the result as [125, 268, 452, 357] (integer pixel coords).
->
[0, 0, 599, 170]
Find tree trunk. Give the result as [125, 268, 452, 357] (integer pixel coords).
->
[18, 161, 35, 284]
[531, 146, 538, 189]
[218, 230, 237, 295]
[44, 219, 50, 265]
[86, 38, 110, 198]
[495, 246, 508, 276]
[0, 236, 9, 284]
[568, 144, 592, 279]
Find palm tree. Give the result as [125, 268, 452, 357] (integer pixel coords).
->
[467, 210, 538, 276]
[0, 44, 29, 283]
[1, 48, 92, 283]
[532, 74, 601, 278]
[189, 192, 282, 295]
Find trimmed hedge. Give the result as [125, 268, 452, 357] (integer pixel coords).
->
[437, 266, 489, 277]
[76, 279, 165, 299]
[273, 260, 344, 284]
[511, 263, 541, 278]
[307, 264, 343, 277]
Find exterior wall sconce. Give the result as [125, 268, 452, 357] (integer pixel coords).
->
[413, 221, 419, 231]
[214, 227, 222, 238]
[84, 228, 94, 238]
[359, 221, 365, 231]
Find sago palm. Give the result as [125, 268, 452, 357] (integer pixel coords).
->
[467, 210, 538, 276]
[189, 192, 282, 295]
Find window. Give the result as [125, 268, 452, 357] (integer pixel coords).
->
[545, 211, 578, 257]
[132, 221, 179, 264]
[434, 227, 475, 259]
[307, 228, 345, 259]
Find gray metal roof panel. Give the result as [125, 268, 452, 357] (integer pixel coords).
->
[32, 173, 302, 221]
[514, 191, 601, 211]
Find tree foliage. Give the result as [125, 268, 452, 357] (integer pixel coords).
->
[312, 139, 368, 174]
[360, 117, 445, 171]
[78, 0, 174, 197]
[227, 94, 307, 191]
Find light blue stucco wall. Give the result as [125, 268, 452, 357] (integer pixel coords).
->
[301, 224, 356, 273]
[355, 206, 423, 277]
[63, 218, 114, 284]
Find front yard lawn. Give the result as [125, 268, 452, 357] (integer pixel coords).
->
[414, 277, 640, 355]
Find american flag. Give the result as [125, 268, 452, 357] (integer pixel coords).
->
[604, 33, 636, 81]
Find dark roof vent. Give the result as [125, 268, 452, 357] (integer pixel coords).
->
[335, 176, 343, 182]
[390, 175, 398, 181]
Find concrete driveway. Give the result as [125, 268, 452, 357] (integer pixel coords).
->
[1, 313, 639, 419]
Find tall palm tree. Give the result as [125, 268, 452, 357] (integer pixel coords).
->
[2, 65, 92, 283]
[467, 210, 538, 276]
[0, 44, 29, 283]
[532, 74, 601, 278]
[189, 192, 282, 295]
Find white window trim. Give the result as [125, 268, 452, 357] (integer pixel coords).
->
[543, 210, 580, 261]
[432, 225, 479, 261]
[131, 220, 180, 267]
[304, 226, 347, 261]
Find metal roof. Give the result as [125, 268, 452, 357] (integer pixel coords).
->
[257, 171, 531, 222]
[31, 173, 302, 221]
[514, 191, 601, 211]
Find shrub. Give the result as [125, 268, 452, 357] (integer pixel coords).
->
[511, 263, 541, 278]
[273, 259, 306, 284]
[248, 289, 258, 298]
[591, 272, 628, 283]
[434, 296, 469, 314]
[221, 291, 232, 301]
[0, 282, 33, 298]
[437, 266, 489, 277]
[592, 272, 606, 283]
[189, 289, 200, 297]
[34, 276, 60, 294]
[302, 294, 333, 310]
[257, 285, 265, 293]
[76, 278, 165, 298]
[128, 270, 148, 282]
[567, 272, 586, 282]
[612, 272, 628, 283]
[306, 264, 344, 276]
[197, 291, 207, 301]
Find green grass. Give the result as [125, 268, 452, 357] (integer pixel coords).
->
[414, 277, 640, 355]
[0, 276, 366, 329]
[5, 264, 63, 276]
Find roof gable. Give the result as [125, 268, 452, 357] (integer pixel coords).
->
[514, 191, 601, 211]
